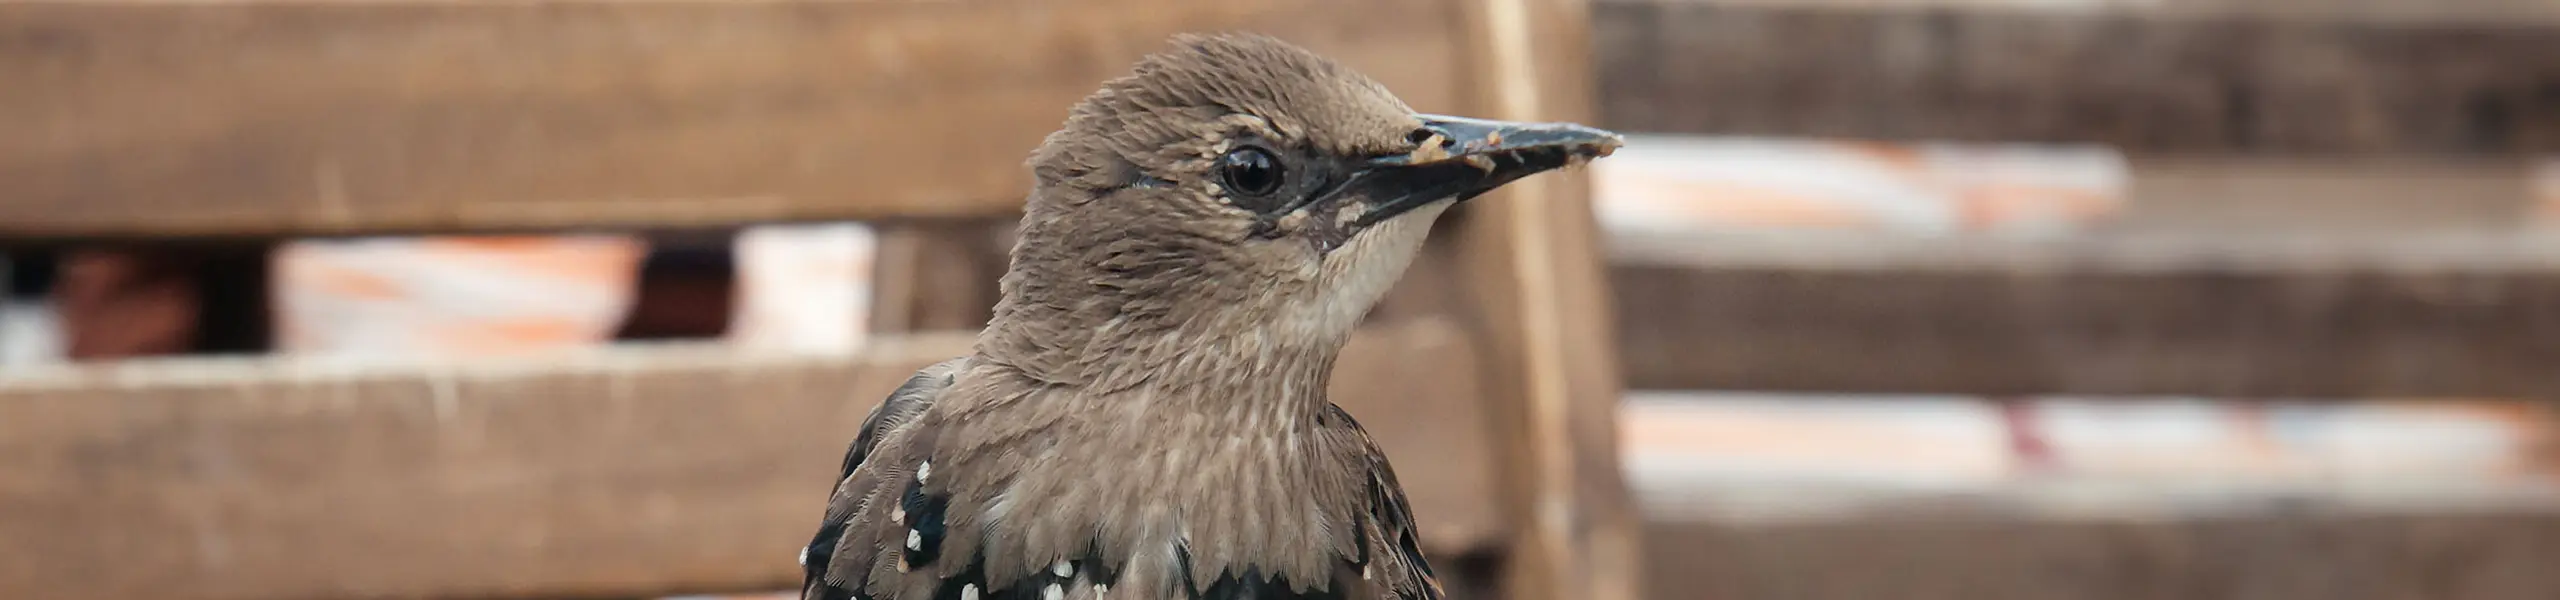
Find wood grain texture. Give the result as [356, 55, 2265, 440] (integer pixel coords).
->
[2120, 156, 2542, 234]
[1610, 233, 2560, 398]
[1594, 0, 2560, 155]
[1647, 510, 2560, 600]
[1446, 0, 1648, 598]
[1640, 0, 2560, 25]
[0, 321, 1500, 600]
[0, 0, 1466, 240]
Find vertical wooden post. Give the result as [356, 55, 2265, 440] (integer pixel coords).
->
[1448, 0, 1647, 598]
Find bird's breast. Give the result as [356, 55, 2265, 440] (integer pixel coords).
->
[958, 417, 1356, 598]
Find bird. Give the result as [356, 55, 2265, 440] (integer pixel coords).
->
[798, 32, 1620, 600]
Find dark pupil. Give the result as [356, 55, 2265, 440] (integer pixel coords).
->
[1220, 147, 1283, 198]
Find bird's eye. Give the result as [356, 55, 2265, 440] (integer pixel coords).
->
[1219, 146, 1284, 201]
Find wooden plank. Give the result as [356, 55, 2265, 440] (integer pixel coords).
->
[1593, 0, 2560, 155]
[2120, 156, 2541, 234]
[0, 320, 1500, 600]
[1609, 233, 2560, 397]
[1657, 0, 2560, 25]
[1335, 321, 1510, 556]
[1646, 509, 2560, 600]
[0, 0, 1467, 241]
[1444, 1, 1649, 599]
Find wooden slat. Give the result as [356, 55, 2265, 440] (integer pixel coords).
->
[1660, 0, 2560, 25]
[0, 320, 1500, 600]
[1610, 233, 2560, 397]
[1646, 509, 2560, 600]
[1593, 0, 2560, 155]
[0, 0, 1467, 241]
[2119, 156, 2542, 234]
[1444, 1, 1649, 598]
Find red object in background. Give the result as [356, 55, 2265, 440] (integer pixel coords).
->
[1996, 399, 2056, 473]
[52, 247, 270, 359]
[53, 251, 193, 358]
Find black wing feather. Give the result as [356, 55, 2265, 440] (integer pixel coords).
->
[803, 357, 968, 600]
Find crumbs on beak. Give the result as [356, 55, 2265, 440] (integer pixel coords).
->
[1566, 134, 1624, 169]
[1403, 133, 1453, 164]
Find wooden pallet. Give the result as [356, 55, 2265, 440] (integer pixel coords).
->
[1593, 1, 2560, 599]
[1591, 0, 2560, 400]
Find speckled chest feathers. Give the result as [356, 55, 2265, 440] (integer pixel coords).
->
[798, 32, 1620, 600]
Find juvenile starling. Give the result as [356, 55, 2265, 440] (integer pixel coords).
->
[800, 33, 1620, 600]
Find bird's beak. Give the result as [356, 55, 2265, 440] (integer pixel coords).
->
[1343, 114, 1623, 227]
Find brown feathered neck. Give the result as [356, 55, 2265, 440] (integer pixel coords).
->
[962, 33, 1429, 415]
[965, 182, 1365, 429]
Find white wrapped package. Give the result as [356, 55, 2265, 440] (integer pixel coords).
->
[727, 222, 877, 354]
[1591, 135, 2127, 236]
[273, 235, 646, 358]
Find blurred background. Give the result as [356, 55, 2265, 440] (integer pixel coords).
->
[4, 0, 2558, 599]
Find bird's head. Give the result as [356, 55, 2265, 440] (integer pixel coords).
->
[985, 33, 1619, 384]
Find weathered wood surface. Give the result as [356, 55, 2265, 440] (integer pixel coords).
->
[1659, 0, 2560, 25]
[2119, 156, 2543, 234]
[0, 321, 1500, 600]
[1611, 233, 2560, 397]
[1442, 1, 1648, 599]
[0, 0, 1467, 241]
[1594, 0, 2560, 155]
[1647, 509, 2560, 600]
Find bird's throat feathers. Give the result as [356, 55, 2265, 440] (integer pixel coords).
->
[970, 288, 1353, 422]
[973, 190, 1442, 407]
